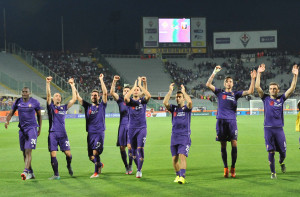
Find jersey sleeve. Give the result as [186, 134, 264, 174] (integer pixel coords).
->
[126, 98, 134, 107]
[184, 105, 192, 112]
[141, 97, 148, 104]
[11, 99, 19, 111]
[63, 104, 68, 111]
[235, 91, 244, 99]
[82, 100, 90, 110]
[281, 93, 287, 102]
[261, 93, 269, 101]
[116, 97, 123, 104]
[34, 100, 41, 111]
[169, 104, 175, 112]
[213, 88, 221, 96]
[101, 100, 107, 109]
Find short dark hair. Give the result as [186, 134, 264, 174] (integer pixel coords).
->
[22, 87, 30, 92]
[91, 89, 99, 95]
[176, 91, 183, 95]
[269, 82, 280, 89]
[123, 85, 131, 89]
[224, 76, 232, 82]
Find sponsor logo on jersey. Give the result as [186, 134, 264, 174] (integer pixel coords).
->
[225, 95, 235, 101]
[176, 112, 186, 117]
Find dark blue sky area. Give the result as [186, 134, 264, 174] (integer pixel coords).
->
[0, 0, 299, 53]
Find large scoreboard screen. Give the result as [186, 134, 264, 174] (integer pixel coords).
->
[158, 18, 191, 47]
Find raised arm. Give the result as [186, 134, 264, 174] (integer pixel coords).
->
[125, 80, 137, 103]
[181, 85, 192, 109]
[110, 75, 120, 101]
[242, 70, 257, 96]
[255, 64, 265, 98]
[99, 74, 107, 104]
[67, 78, 77, 109]
[76, 91, 83, 105]
[138, 77, 151, 102]
[206, 65, 221, 92]
[285, 64, 298, 99]
[142, 76, 148, 91]
[163, 83, 174, 111]
[46, 76, 52, 105]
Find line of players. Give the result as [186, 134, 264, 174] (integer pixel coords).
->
[4, 63, 298, 183]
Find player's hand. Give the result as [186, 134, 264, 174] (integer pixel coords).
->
[181, 84, 186, 93]
[141, 76, 147, 82]
[46, 76, 52, 83]
[113, 75, 120, 82]
[213, 65, 222, 75]
[292, 64, 298, 76]
[133, 80, 137, 88]
[258, 64, 265, 73]
[37, 128, 41, 137]
[68, 78, 74, 86]
[138, 77, 142, 87]
[169, 83, 174, 92]
[5, 122, 9, 129]
[99, 74, 104, 80]
[251, 70, 257, 79]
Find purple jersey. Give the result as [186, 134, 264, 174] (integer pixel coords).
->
[12, 97, 41, 129]
[169, 104, 191, 145]
[47, 102, 68, 134]
[82, 100, 106, 133]
[117, 97, 129, 125]
[262, 93, 286, 127]
[126, 97, 148, 129]
[214, 88, 243, 120]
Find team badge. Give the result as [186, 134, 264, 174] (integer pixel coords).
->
[231, 92, 234, 96]
[277, 99, 280, 102]
[270, 101, 274, 106]
[222, 95, 227, 99]
[28, 104, 32, 107]
[139, 100, 141, 103]
[174, 112, 177, 117]
[60, 107, 63, 110]
[54, 109, 59, 114]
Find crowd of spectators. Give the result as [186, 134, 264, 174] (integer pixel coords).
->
[164, 52, 300, 101]
[0, 96, 17, 111]
[32, 52, 116, 94]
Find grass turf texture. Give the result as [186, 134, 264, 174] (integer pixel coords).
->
[1, 115, 300, 197]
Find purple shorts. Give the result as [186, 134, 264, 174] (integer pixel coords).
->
[19, 128, 38, 151]
[87, 132, 104, 157]
[48, 132, 70, 152]
[129, 128, 147, 149]
[170, 143, 191, 157]
[216, 119, 238, 142]
[117, 124, 129, 146]
[264, 127, 286, 153]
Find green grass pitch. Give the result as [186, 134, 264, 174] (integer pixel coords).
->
[0, 115, 300, 197]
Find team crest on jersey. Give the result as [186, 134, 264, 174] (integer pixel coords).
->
[139, 100, 141, 103]
[174, 112, 177, 117]
[270, 101, 274, 106]
[231, 92, 234, 96]
[277, 99, 280, 102]
[28, 104, 32, 107]
[123, 102, 126, 106]
[222, 95, 227, 99]
[89, 109, 92, 115]
[60, 107, 63, 110]
[55, 109, 59, 114]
